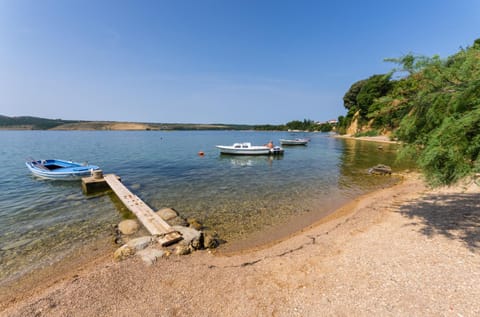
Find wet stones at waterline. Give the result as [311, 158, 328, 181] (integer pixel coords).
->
[113, 210, 221, 265]
[157, 207, 188, 226]
[187, 218, 203, 230]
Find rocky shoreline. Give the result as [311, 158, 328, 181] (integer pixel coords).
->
[113, 207, 221, 264]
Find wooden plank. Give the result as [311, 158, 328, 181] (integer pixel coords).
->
[104, 174, 182, 246]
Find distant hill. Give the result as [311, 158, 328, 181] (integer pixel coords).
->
[0, 115, 254, 131]
[51, 121, 253, 131]
[0, 115, 79, 130]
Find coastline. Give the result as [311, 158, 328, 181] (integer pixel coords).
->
[333, 133, 400, 144]
[2, 172, 479, 316]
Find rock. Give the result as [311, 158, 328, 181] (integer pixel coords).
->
[136, 249, 165, 265]
[167, 216, 188, 227]
[203, 231, 220, 249]
[126, 236, 153, 251]
[174, 244, 191, 256]
[118, 219, 140, 235]
[114, 235, 124, 245]
[187, 218, 203, 230]
[172, 226, 201, 246]
[191, 233, 204, 250]
[113, 245, 135, 261]
[156, 207, 179, 221]
[368, 164, 392, 175]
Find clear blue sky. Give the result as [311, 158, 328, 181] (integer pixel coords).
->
[1, 0, 479, 125]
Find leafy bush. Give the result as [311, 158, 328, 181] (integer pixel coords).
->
[341, 38, 480, 185]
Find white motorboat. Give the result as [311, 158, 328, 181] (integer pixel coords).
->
[279, 138, 309, 145]
[216, 142, 284, 155]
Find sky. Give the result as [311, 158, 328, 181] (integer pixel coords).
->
[1, 0, 479, 125]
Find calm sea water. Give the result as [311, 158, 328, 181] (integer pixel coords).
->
[0, 130, 411, 283]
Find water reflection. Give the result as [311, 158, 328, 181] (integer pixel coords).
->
[217, 154, 283, 167]
[337, 138, 415, 194]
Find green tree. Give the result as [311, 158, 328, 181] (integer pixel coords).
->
[340, 38, 480, 185]
[394, 40, 480, 184]
[343, 79, 367, 111]
[286, 119, 316, 131]
[356, 74, 393, 117]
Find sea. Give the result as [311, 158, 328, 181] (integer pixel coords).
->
[0, 130, 412, 285]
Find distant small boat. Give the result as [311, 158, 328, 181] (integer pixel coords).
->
[25, 159, 100, 180]
[279, 138, 309, 145]
[216, 142, 284, 155]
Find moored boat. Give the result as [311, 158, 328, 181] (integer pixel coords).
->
[216, 142, 284, 155]
[25, 159, 100, 180]
[279, 138, 309, 145]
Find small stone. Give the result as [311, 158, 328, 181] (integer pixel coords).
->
[203, 231, 220, 249]
[113, 245, 135, 261]
[174, 245, 191, 256]
[172, 226, 201, 245]
[167, 216, 188, 227]
[191, 233, 204, 250]
[156, 208, 179, 221]
[187, 218, 203, 230]
[118, 219, 140, 235]
[126, 236, 153, 251]
[137, 249, 165, 265]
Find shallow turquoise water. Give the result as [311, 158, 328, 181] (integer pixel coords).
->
[0, 130, 411, 283]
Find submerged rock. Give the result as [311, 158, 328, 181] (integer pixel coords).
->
[156, 207, 179, 221]
[368, 164, 392, 175]
[167, 216, 189, 227]
[118, 219, 140, 235]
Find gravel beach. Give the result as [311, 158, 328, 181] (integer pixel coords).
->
[1, 173, 479, 316]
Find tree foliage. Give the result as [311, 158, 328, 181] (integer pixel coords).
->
[254, 119, 333, 132]
[343, 79, 367, 110]
[286, 119, 316, 131]
[339, 39, 480, 185]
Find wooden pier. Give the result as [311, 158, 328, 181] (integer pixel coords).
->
[99, 174, 183, 246]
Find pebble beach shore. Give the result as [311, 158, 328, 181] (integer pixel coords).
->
[1, 172, 479, 316]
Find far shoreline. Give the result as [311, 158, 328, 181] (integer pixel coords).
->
[332, 133, 400, 144]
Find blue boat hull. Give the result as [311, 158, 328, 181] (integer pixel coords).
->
[26, 159, 100, 180]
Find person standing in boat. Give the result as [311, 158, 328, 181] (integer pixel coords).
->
[266, 140, 274, 149]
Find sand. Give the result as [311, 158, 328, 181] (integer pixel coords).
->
[1, 172, 479, 316]
[333, 134, 400, 144]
